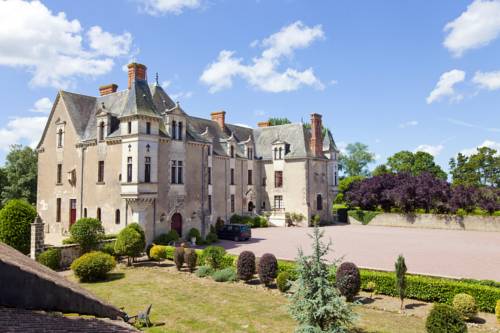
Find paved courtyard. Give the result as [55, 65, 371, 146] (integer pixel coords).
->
[220, 224, 500, 281]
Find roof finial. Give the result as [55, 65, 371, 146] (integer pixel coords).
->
[155, 72, 159, 86]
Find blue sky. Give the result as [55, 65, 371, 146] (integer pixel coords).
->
[0, 0, 499, 172]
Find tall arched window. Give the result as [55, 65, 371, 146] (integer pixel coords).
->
[274, 147, 278, 160]
[57, 129, 63, 148]
[316, 194, 323, 211]
[97, 207, 102, 221]
[279, 147, 283, 159]
[99, 121, 105, 141]
[83, 208, 87, 218]
[115, 209, 120, 224]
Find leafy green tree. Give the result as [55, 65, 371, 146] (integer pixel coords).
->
[70, 218, 105, 253]
[114, 224, 146, 266]
[268, 117, 292, 126]
[449, 147, 499, 187]
[334, 175, 364, 204]
[1, 145, 38, 205]
[338, 142, 375, 177]
[386, 151, 447, 179]
[0, 199, 37, 254]
[289, 226, 355, 332]
[395, 255, 407, 310]
[372, 164, 391, 176]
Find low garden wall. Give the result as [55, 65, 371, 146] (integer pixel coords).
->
[348, 213, 500, 232]
[44, 240, 115, 268]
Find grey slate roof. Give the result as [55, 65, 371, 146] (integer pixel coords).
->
[52, 79, 333, 159]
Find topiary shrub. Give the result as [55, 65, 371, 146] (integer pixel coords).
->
[128, 223, 145, 248]
[335, 262, 361, 301]
[195, 265, 213, 278]
[114, 224, 145, 266]
[277, 271, 291, 292]
[205, 231, 218, 244]
[237, 251, 256, 281]
[496, 300, 500, 323]
[70, 251, 116, 282]
[149, 245, 167, 261]
[212, 267, 237, 282]
[36, 247, 61, 270]
[425, 303, 467, 333]
[187, 228, 201, 242]
[70, 218, 104, 253]
[184, 247, 198, 272]
[452, 293, 478, 321]
[200, 246, 226, 270]
[101, 241, 116, 258]
[154, 230, 180, 245]
[174, 246, 185, 270]
[258, 253, 278, 286]
[0, 199, 37, 254]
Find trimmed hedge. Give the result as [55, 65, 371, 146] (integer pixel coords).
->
[0, 199, 37, 254]
[71, 251, 116, 282]
[359, 269, 500, 313]
[37, 247, 61, 270]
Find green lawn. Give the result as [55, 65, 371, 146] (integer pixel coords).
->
[77, 264, 494, 333]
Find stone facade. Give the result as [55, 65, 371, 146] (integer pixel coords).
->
[36, 63, 339, 244]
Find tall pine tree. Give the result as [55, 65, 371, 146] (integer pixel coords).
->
[395, 255, 407, 310]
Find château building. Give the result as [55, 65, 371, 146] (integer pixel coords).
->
[36, 63, 339, 244]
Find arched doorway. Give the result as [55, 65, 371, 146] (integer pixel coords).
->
[248, 201, 254, 212]
[171, 213, 182, 237]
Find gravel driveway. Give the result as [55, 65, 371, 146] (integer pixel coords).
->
[219, 224, 500, 281]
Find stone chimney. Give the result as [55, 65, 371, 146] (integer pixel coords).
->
[211, 111, 226, 129]
[127, 63, 147, 89]
[257, 121, 270, 128]
[310, 113, 323, 157]
[99, 84, 118, 96]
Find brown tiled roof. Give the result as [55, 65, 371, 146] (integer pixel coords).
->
[0, 242, 125, 319]
[0, 307, 138, 333]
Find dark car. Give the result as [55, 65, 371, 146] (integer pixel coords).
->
[217, 224, 251, 241]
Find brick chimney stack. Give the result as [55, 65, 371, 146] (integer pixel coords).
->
[127, 63, 147, 89]
[211, 111, 226, 129]
[310, 113, 323, 157]
[257, 121, 270, 128]
[99, 84, 118, 96]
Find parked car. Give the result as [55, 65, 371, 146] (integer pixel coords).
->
[217, 224, 251, 241]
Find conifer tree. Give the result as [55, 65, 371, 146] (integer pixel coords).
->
[289, 226, 355, 332]
[395, 255, 407, 310]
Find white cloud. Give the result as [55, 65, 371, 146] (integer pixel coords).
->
[460, 140, 500, 156]
[415, 144, 444, 157]
[330, 79, 338, 85]
[399, 120, 418, 128]
[200, 21, 325, 93]
[426, 69, 466, 104]
[30, 97, 52, 113]
[234, 123, 252, 128]
[87, 26, 132, 57]
[170, 91, 193, 101]
[472, 70, 500, 90]
[0, 0, 133, 89]
[444, 0, 500, 57]
[447, 117, 500, 132]
[138, 0, 201, 15]
[0, 116, 47, 150]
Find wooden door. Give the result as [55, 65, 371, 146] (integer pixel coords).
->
[69, 199, 77, 226]
[171, 213, 182, 237]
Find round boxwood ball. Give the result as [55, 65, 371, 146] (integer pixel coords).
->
[426, 303, 467, 333]
[258, 253, 278, 286]
[335, 262, 361, 301]
[0, 199, 37, 254]
[237, 251, 256, 281]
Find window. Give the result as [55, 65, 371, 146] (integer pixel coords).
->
[127, 121, 132, 134]
[230, 168, 235, 185]
[334, 171, 338, 186]
[178, 122, 183, 140]
[83, 208, 87, 218]
[146, 122, 151, 135]
[127, 157, 133, 183]
[98, 161, 104, 183]
[261, 201, 266, 209]
[115, 209, 120, 224]
[208, 195, 212, 214]
[262, 177, 267, 186]
[56, 198, 61, 222]
[171, 160, 183, 184]
[207, 146, 211, 156]
[97, 208, 101, 221]
[230, 145, 234, 158]
[317, 194, 323, 210]
[285, 144, 291, 155]
[171, 120, 177, 139]
[99, 121, 105, 141]
[207, 167, 212, 185]
[274, 195, 284, 210]
[57, 164, 62, 184]
[274, 171, 283, 188]
[248, 169, 253, 185]
[247, 147, 253, 160]
[57, 129, 63, 148]
[230, 194, 235, 213]
[145, 157, 151, 183]
[274, 147, 278, 160]
[279, 147, 283, 159]
[248, 201, 254, 212]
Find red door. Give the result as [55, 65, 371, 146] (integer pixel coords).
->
[69, 199, 77, 226]
[171, 213, 182, 237]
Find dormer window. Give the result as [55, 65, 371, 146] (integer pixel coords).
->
[274, 147, 278, 160]
[57, 129, 63, 148]
[230, 145, 234, 158]
[171, 119, 183, 140]
[127, 121, 132, 134]
[247, 147, 253, 160]
[146, 122, 151, 135]
[178, 121, 183, 140]
[279, 147, 283, 159]
[98, 121, 105, 141]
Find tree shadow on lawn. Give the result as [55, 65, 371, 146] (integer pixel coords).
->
[405, 302, 426, 310]
[132, 261, 174, 268]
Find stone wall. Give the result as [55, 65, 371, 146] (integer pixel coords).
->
[45, 239, 115, 268]
[348, 213, 500, 232]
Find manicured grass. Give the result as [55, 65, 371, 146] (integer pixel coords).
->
[77, 265, 493, 333]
